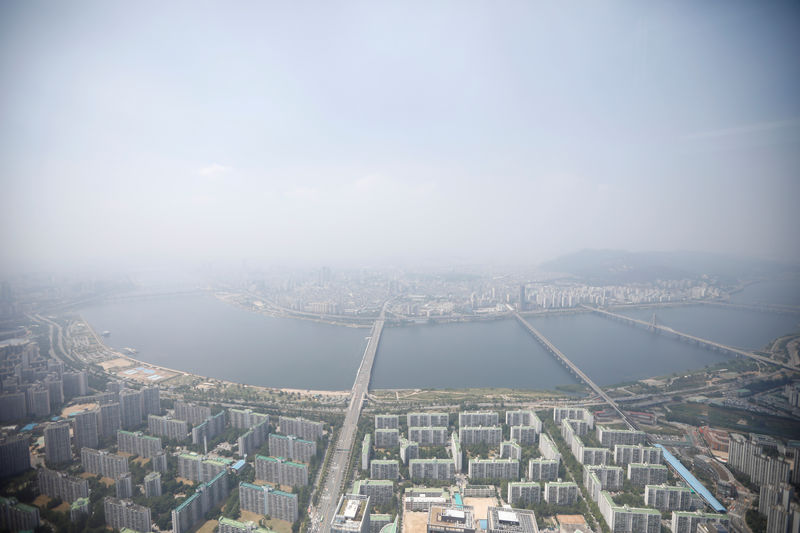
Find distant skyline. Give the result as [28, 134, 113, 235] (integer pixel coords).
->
[2, 1, 799, 275]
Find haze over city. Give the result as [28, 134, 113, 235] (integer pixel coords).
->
[2, 1, 799, 275]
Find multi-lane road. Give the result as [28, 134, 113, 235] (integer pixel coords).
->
[310, 305, 385, 533]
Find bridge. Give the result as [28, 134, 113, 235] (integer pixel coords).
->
[698, 300, 800, 315]
[583, 305, 798, 372]
[514, 312, 637, 431]
[313, 304, 386, 533]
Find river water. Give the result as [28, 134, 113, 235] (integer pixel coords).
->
[81, 288, 798, 390]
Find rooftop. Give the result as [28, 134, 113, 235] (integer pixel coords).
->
[655, 444, 726, 513]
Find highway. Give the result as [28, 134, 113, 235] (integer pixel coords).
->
[311, 304, 385, 533]
[513, 312, 637, 430]
[583, 305, 799, 372]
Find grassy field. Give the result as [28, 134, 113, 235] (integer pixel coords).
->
[666, 402, 800, 440]
[370, 387, 567, 403]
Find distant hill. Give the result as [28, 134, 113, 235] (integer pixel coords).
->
[539, 249, 797, 284]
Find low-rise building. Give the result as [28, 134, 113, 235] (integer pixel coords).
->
[486, 507, 538, 533]
[404, 487, 449, 511]
[331, 494, 371, 533]
[428, 505, 476, 533]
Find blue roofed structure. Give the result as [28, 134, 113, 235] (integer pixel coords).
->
[232, 459, 247, 472]
[654, 444, 726, 513]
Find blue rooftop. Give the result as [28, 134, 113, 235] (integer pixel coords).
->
[20, 423, 36, 432]
[232, 460, 246, 471]
[655, 444, 726, 513]
[50, 416, 60, 421]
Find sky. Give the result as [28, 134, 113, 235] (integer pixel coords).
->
[1, 1, 799, 275]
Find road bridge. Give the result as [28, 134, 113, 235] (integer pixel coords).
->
[583, 305, 798, 372]
[313, 304, 386, 533]
[514, 312, 637, 430]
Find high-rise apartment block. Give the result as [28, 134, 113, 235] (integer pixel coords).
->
[279, 416, 323, 441]
[511, 426, 538, 446]
[459, 426, 502, 446]
[407, 412, 448, 427]
[175, 400, 211, 425]
[37, 468, 89, 503]
[506, 411, 542, 431]
[468, 458, 519, 480]
[119, 389, 143, 429]
[269, 433, 316, 463]
[44, 422, 72, 464]
[103, 497, 151, 533]
[598, 491, 660, 533]
[98, 402, 121, 437]
[375, 415, 399, 429]
[627, 463, 668, 486]
[238, 420, 269, 458]
[144, 471, 162, 498]
[508, 482, 542, 506]
[409, 427, 448, 446]
[614, 445, 662, 466]
[459, 411, 498, 427]
[375, 428, 400, 448]
[81, 448, 129, 479]
[255, 455, 308, 486]
[148, 414, 188, 440]
[117, 430, 162, 458]
[0, 434, 31, 477]
[229, 408, 269, 429]
[528, 459, 559, 481]
[644, 485, 702, 512]
[596, 426, 647, 447]
[239, 482, 299, 523]
[370, 459, 399, 480]
[72, 410, 99, 453]
[409, 459, 454, 481]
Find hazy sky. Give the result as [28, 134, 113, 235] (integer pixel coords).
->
[2, 1, 799, 274]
